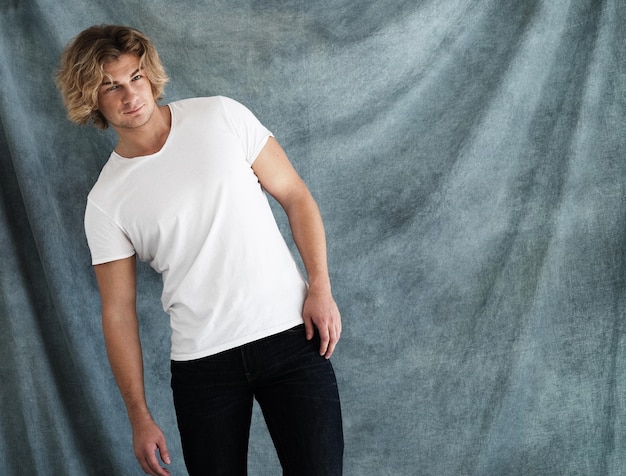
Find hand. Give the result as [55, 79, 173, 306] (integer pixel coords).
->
[132, 417, 171, 476]
[302, 288, 342, 359]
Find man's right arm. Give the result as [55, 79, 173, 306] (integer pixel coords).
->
[94, 256, 171, 476]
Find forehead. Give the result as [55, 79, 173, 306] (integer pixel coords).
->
[101, 53, 142, 80]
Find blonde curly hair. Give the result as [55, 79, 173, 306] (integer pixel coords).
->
[56, 25, 169, 129]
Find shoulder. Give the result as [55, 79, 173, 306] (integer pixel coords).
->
[167, 97, 265, 137]
[87, 153, 117, 199]
[167, 96, 237, 111]
[168, 96, 254, 117]
[165, 96, 232, 125]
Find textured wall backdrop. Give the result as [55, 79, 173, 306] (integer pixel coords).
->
[1, 1, 625, 475]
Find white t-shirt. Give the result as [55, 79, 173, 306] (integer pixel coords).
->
[85, 96, 307, 361]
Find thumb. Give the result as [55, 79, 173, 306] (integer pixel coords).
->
[158, 437, 171, 465]
[303, 314, 314, 340]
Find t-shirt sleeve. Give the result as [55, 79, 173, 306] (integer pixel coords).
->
[84, 198, 135, 265]
[217, 96, 274, 165]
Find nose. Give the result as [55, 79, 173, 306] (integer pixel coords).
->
[122, 86, 138, 105]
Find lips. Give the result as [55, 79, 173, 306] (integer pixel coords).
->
[124, 104, 144, 115]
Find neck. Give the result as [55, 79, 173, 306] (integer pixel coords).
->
[114, 105, 171, 158]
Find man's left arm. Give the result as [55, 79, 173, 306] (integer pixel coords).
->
[252, 137, 341, 359]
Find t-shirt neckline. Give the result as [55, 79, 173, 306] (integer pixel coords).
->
[111, 103, 175, 161]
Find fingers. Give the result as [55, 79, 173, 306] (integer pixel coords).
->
[134, 423, 171, 476]
[304, 310, 341, 359]
[318, 319, 341, 359]
[302, 292, 342, 359]
[139, 447, 171, 476]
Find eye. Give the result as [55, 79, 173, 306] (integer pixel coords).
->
[132, 74, 143, 81]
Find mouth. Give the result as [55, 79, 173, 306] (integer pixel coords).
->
[123, 104, 144, 115]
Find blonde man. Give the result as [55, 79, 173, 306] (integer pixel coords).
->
[57, 25, 343, 476]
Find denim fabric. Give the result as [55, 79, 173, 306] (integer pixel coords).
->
[171, 325, 343, 475]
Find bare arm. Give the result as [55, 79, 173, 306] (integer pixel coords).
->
[252, 137, 341, 358]
[94, 256, 171, 475]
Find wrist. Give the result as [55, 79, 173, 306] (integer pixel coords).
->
[307, 279, 332, 296]
[127, 405, 153, 427]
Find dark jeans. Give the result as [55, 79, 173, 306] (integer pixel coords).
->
[170, 325, 344, 475]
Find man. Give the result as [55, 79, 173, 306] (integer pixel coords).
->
[56, 25, 343, 476]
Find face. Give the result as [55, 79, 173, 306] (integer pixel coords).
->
[97, 53, 157, 131]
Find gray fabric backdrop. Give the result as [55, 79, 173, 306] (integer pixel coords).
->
[1, 0, 625, 474]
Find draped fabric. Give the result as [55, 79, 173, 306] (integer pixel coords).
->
[1, 1, 625, 474]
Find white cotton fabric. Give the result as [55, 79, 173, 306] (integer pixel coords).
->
[84, 96, 307, 360]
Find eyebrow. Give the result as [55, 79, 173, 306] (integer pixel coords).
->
[101, 68, 142, 87]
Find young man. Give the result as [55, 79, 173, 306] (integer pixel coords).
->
[56, 25, 343, 476]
